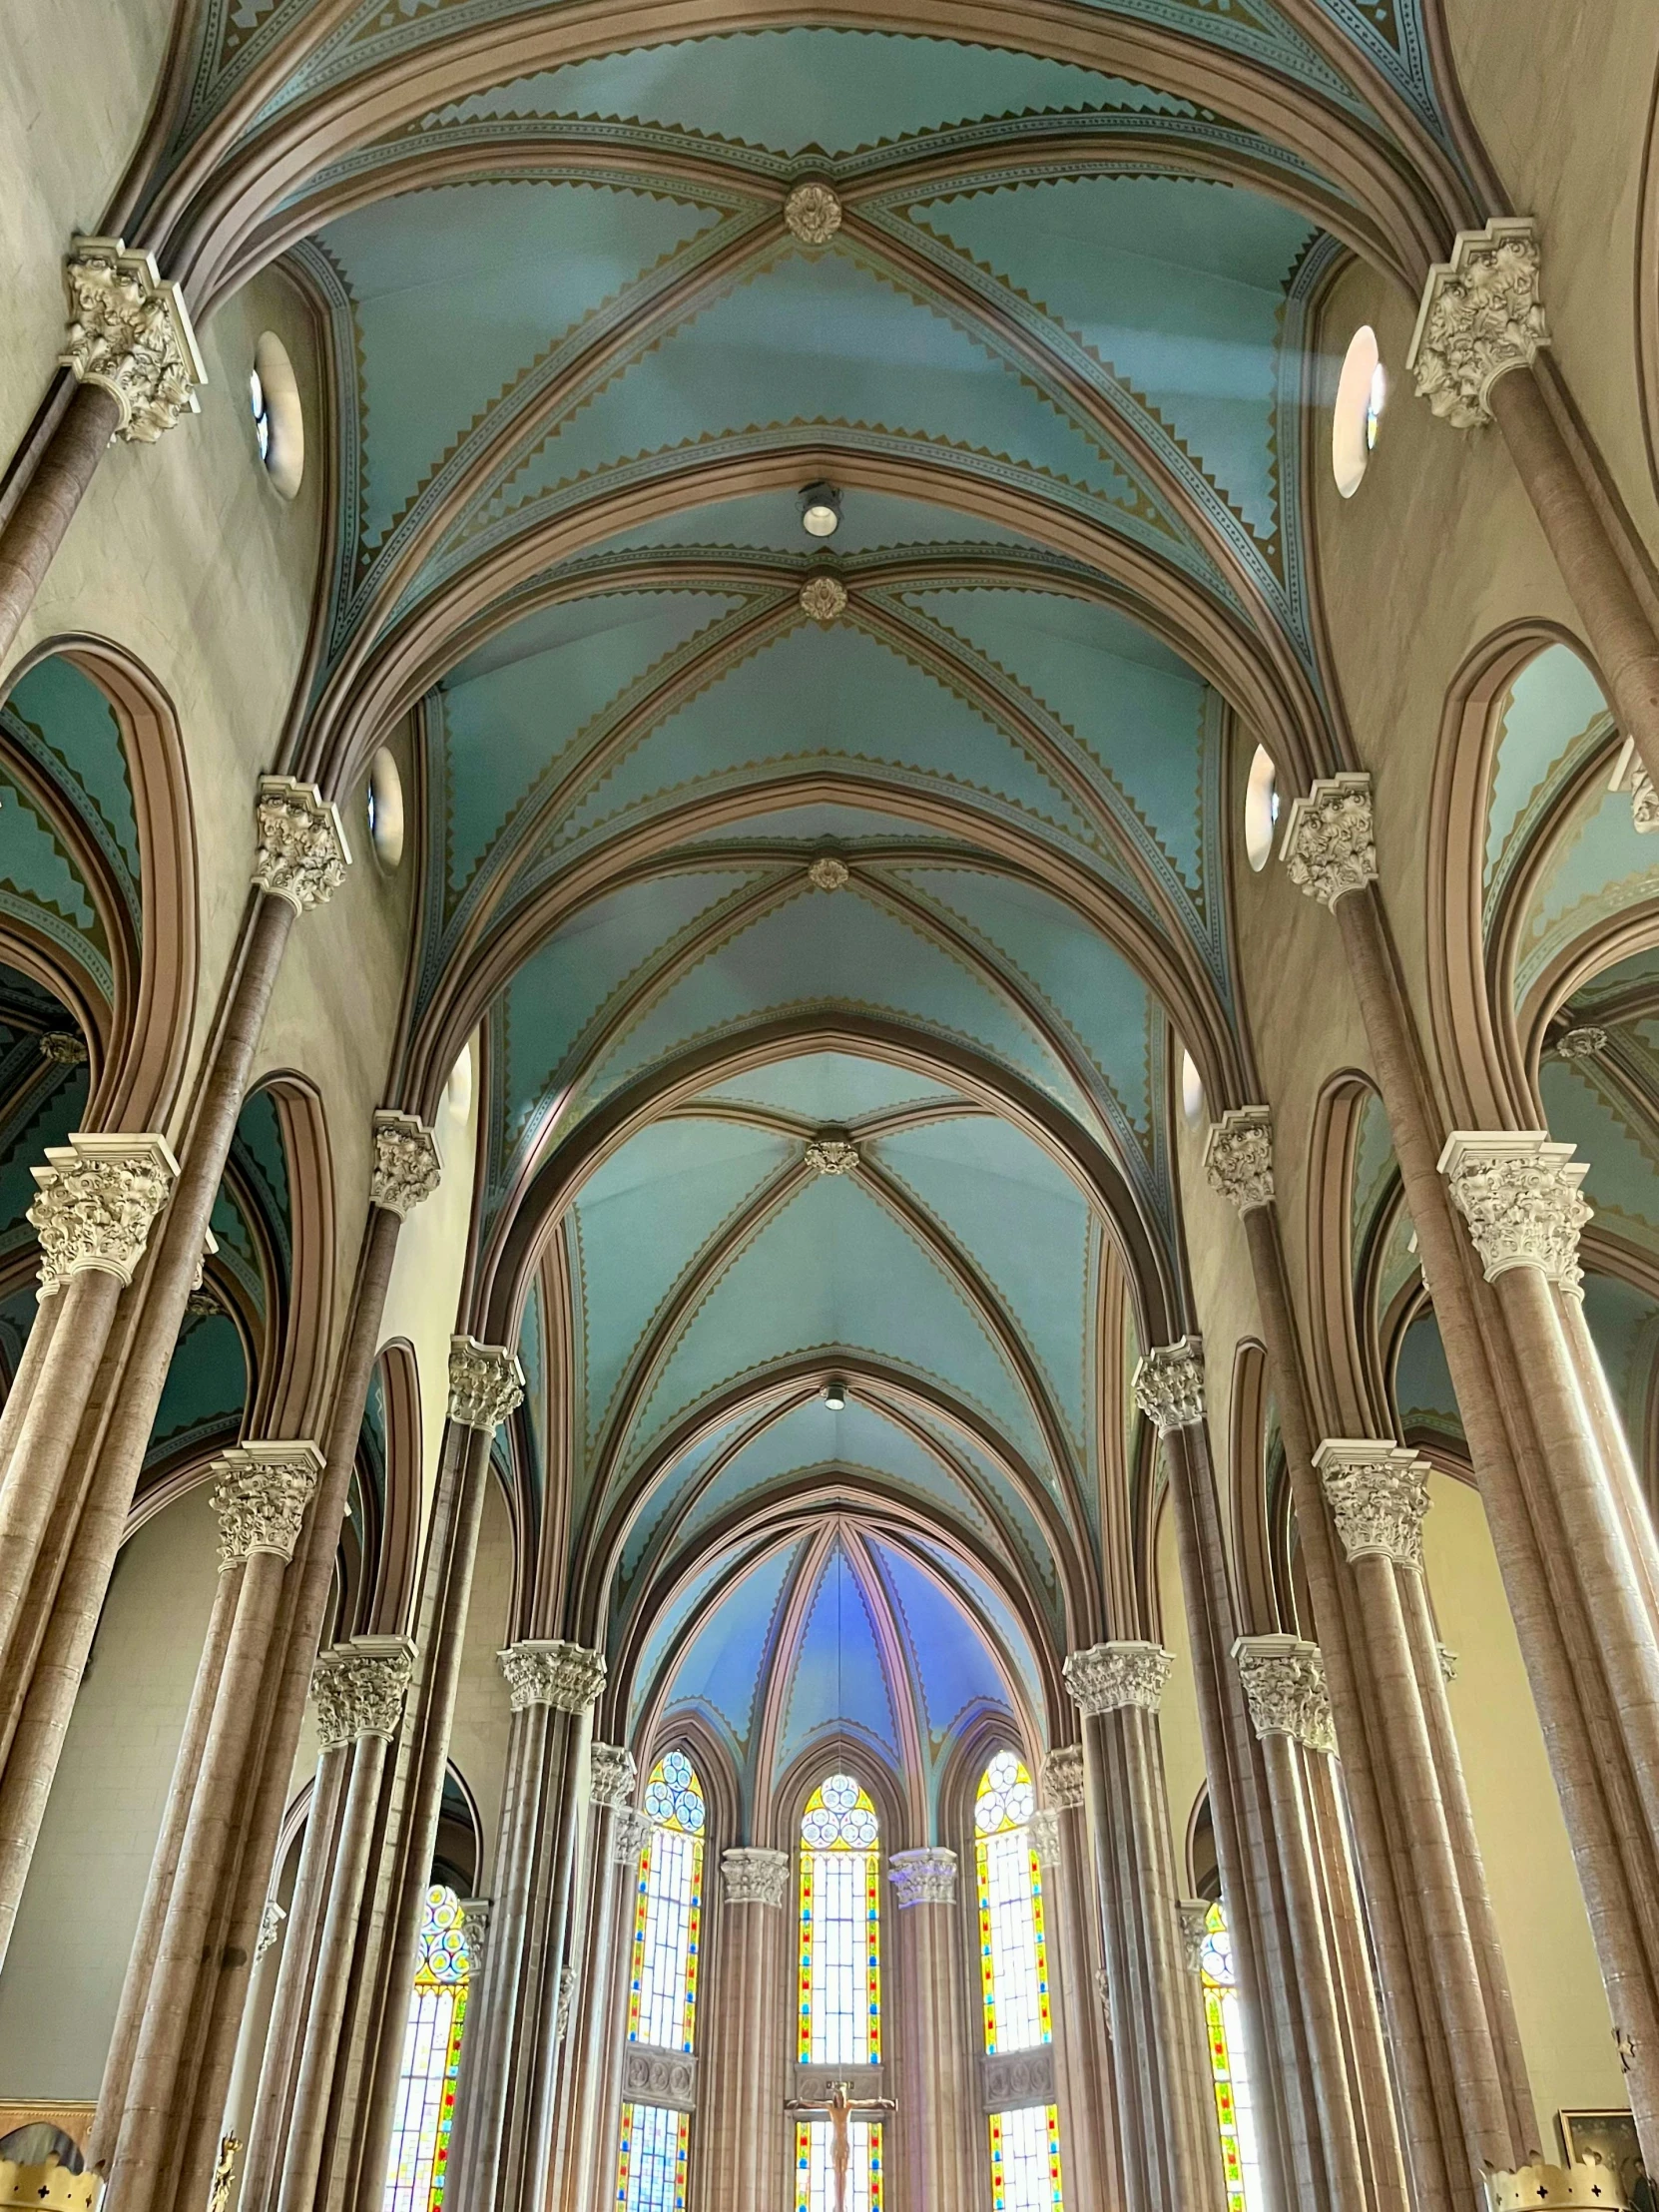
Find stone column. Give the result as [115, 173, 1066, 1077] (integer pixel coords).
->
[448, 1640, 606, 2212]
[887, 1848, 978, 2211]
[1039, 1750, 1122, 2211]
[702, 1847, 790, 2212]
[1281, 776, 1659, 2169]
[0, 781, 347, 1972]
[1232, 1639, 1370, 2210]
[555, 1745, 639, 2212]
[344, 1339, 526, 2212]
[1406, 220, 1659, 794]
[1063, 1641, 1223, 2212]
[276, 1639, 417, 2212]
[0, 237, 205, 665]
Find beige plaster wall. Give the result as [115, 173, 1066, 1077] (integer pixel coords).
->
[1422, 1468, 1623, 2126]
[0, 1481, 219, 2096]
[450, 1475, 516, 1877]
[0, 0, 180, 467]
[1155, 1493, 1209, 1886]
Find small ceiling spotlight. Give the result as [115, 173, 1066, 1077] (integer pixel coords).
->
[822, 1379, 848, 1411]
[800, 481, 842, 538]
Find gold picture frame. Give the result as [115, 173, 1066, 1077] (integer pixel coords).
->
[1559, 2109, 1655, 2210]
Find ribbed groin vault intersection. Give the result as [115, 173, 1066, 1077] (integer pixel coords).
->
[7, 9, 1659, 2212]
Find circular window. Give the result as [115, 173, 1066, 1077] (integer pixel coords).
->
[445, 1047, 472, 1121]
[250, 332, 304, 499]
[366, 747, 404, 870]
[1181, 1049, 1205, 1127]
[1332, 326, 1384, 498]
[1244, 744, 1279, 872]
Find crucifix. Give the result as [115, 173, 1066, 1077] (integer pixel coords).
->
[785, 2080, 897, 2212]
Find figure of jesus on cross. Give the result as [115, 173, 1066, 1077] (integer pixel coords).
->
[785, 2079, 897, 2212]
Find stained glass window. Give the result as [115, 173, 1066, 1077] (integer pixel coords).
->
[795, 2116, 884, 2212]
[628, 1750, 705, 2053]
[795, 1774, 883, 2212]
[989, 2105, 1063, 2212]
[1199, 1901, 1264, 2212]
[382, 1886, 470, 2212]
[615, 2102, 689, 2212]
[974, 1752, 1051, 2056]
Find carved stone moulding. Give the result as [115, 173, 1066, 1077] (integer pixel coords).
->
[447, 1334, 526, 1431]
[1131, 1336, 1205, 1435]
[37, 1031, 88, 1066]
[1204, 1108, 1275, 1215]
[1611, 735, 1659, 834]
[1313, 1438, 1430, 1569]
[555, 1963, 577, 2040]
[1176, 1899, 1211, 1975]
[1063, 1641, 1173, 1718]
[1554, 1026, 1608, 1061]
[784, 182, 842, 246]
[370, 1110, 442, 1218]
[1042, 1745, 1084, 1812]
[1406, 217, 1548, 429]
[722, 1847, 791, 1907]
[1026, 1811, 1061, 1870]
[499, 1638, 606, 1714]
[979, 2045, 1054, 2116]
[794, 2062, 882, 2107]
[459, 1897, 491, 1968]
[805, 1133, 858, 1176]
[253, 777, 350, 910]
[255, 1897, 286, 1961]
[807, 854, 849, 891]
[1233, 1634, 1336, 1758]
[61, 235, 206, 442]
[590, 1743, 638, 1812]
[614, 1807, 655, 1866]
[1437, 1129, 1590, 1288]
[1280, 772, 1376, 907]
[210, 1437, 324, 1568]
[623, 2045, 699, 2108]
[888, 1847, 956, 1908]
[800, 574, 847, 623]
[29, 1130, 178, 1294]
[311, 1634, 417, 1748]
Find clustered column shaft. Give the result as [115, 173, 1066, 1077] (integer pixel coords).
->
[1038, 1748, 1121, 2208]
[886, 1847, 978, 2208]
[701, 1846, 791, 2212]
[556, 1751, 646, 2212]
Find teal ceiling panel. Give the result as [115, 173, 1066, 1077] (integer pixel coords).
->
[865, 1535, 1015, 1754]
[778, 1538, 900, 1771]
[663, 1538, 799, 1753]
[1542, 1060, 1659, 1249]
[693, 1051, 964, 1123]
[2, 657, 142, 915]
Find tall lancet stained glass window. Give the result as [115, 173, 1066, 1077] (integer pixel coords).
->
[615, 1751, 705, 2212]
[383, 1885, 471, 2212]
[796, 1774, 884, 2212]
[975, 1753, 1063, 2212]
[1199, 1900, 1264, 2212]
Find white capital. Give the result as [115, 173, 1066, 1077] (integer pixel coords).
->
[499, 1638, 606, 1713]
[614, 1807, 655, 1866]
[1407, 218, 1548, 429]
[210, 1438, 323, 1568]
[253, 778, 350, 910]
[1177, 1899, 1212, 1974]
[722, 1847, 792, 1907]
[1437, 1130, 1589, 1288]
[590, 1743, 638, 1811]
[459, 1897, 491, 1968]
[1234, 1635, 1336, 1756]
[311, 1634, 416, 1747]
[448, 1335, 525, 1430]
[61, 237, 205, 442]
[1315, 1438, 1429, 1568]
[1280, 773, 1377, 907]
[1042, 1745, 1084, 1811]
[556, 1963, 577, 2040]
[1063, 1641, 1172, 1717]
[1027, 1811, 1062, 1870]
[888, 1847, 957, 1908]
[371, 1111, 441, 1217]
[28, 1131, 178, 1292]
[1204, 1108, 1275, 1213]
[1132, 1337, 1205, 1434]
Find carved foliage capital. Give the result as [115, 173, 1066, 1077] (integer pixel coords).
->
[555, 1963, 577, 2040]
[1063, 1641, 1172, 1718]
[1177, 1900, 1212, 1974]
[61, 237, 205, 441]
[1280, 773, 1377, 907]
[1234, 1636, 1336, 1756]
[500, 1638, 606, 1713]
[1027, 1811, 1062, 1869]
[888, 1847, 957, 1908]
[448, 1335, 525, 1430]
[256, 1897, 287, 1960]
[371, 1111, 442, 1217]
[29, 1131, 178, 1292]
[211, 1438, 323, 1568]
[1438, 1130, 1589, 1286]
[312, 1634, 416, 1748]
[459, 1897, 490, 1968]
[722, 1847, 791, 1907]
[1407, 218, 1548, 429]
[1132, 1337, 1205, 1434]
[785, 182, 842, 245]
[1315, 1439, 1429, 1567]
[614, 1807, 655, 1866]
[253, 778, 350, 910]
[591, 1743, 638, 1812]
[1042, 1745, 1084, 1811]
[1204, 1108, 1275, 1214]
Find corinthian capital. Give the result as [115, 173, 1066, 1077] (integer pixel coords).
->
[888, 1848, 957, 1908]
[312, 1634, 416, 1748]
[1314, 1438, 1430, 1568]
[1234, 1636, 1336, 1756]
[1407, 218, 1548, 429]
[499, 1638, 606, 1714]
[448, 1336, 525, 1431]
[61, 237, 205, 442]
[590, 1743, 638, 1811]
[722, 1847, 791, 1907]
[370, 1111, 441, 1217]
[1280, 773, 1377, 907]
[1063, 1641, 1172, 1717]
[253, 778, 350, 911]
[210, 1438, 323, 1568]
[1437, 1131, 1589, 1287]
[1027, 1811, 1061, 1870]
[614, 1807, 654, 1866]
[556, 1964, 577, 2040]
[1132, 1337, 1205, 1434]
[1042, 1745, 1084, 1811]
[28, 1131, 178, 1293]
[1177, 1900, 1212, 1974]
[1204, 1108, 1275, 1214]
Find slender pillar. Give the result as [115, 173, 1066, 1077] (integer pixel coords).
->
[0, 238, 204, 667]
[276, 1639, 417, 2212]
[1282, 776, 1659, 2169]
[1406, 220, 1659, 792]
[558, 1748, 640, 2212]
[1063, 1641, 1224, 2212]
[346, 1340, 526, 2212]
[887, 1848, 978, 2211]
[703, 1847, 790, 2212]
[447, 1640, 606, 2212]
[1039, 1750, 1122, 2211]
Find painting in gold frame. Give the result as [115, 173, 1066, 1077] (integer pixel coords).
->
[1559, 2108, 1656, 2210]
